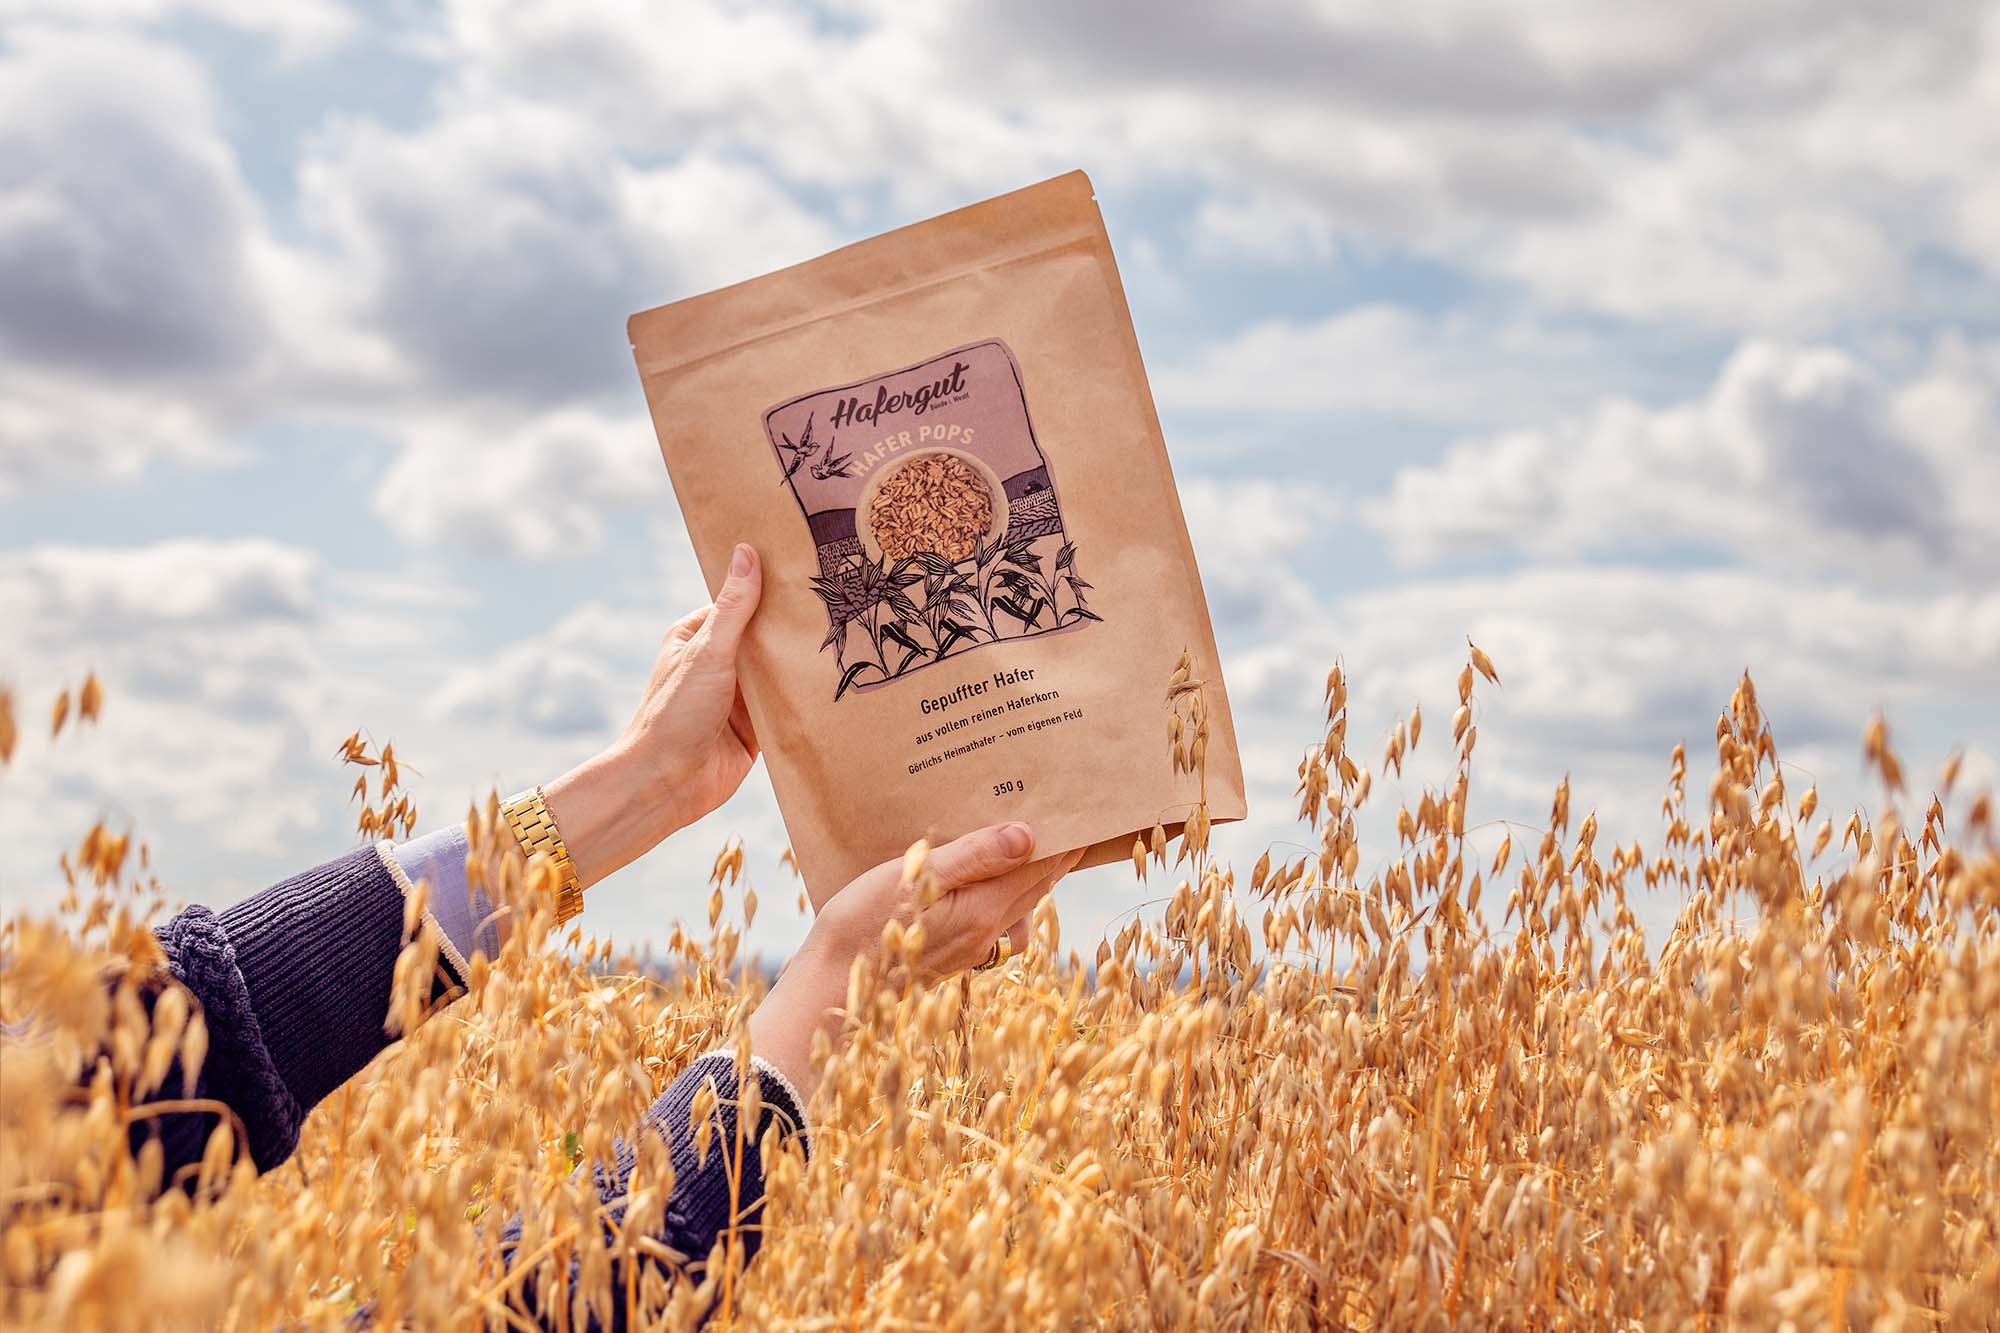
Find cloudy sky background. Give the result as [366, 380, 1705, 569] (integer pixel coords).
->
[3, 0, 1995, 963]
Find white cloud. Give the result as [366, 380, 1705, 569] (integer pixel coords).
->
[0, 21, 833, 540]
[371, 407, 667, 557]
[0, 541, 334, 902]
[1328, 567, 2000, 748]
[428, 603, 652, 736]
[0, 28, 272, 376]
[297, 109, 837, 404]
[0, 0, 355, 61]
[1179, 476, 1337, 643]
[0, 28, 291, 488]
[1157, 303, 1643, 429]
[423, 0, 2000, 330]
[0, 539, 316, 640]
[1889, 333, 2000, 566]
[1190, 193, 1340, 265]
[0, 363, 234, 496]
[283, 106, 838, 548]
[0, 537, 756, 943]
[1365, 337, 1999, 577]
[1100, 2, 1997, 329]
[1488, 136, 1915, 331]
[0, 542, 699, 927]
[431, 0, 1057, 211]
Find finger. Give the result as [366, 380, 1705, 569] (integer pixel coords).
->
[924, 872, 1038, 972]
[644, 610, 710, 697]
[1000, 848, 1083, 946]
[698, 544, 763, 660]
[987, 845, 1079, 927]
[999, 892, 1041, 950]
[666, 606, 710, 646]
[728, 686, 759, 762]
[1004, 847, 1080, 921]
[928, 854, 1065, 973]
[925, 822, 1035, 890]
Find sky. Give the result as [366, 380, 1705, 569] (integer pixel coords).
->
[2, 0, 1996, 966]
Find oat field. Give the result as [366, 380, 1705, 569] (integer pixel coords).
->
[2, 650, 1996, 1330]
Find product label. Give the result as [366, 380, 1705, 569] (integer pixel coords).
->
[763, 339, 1099, 700]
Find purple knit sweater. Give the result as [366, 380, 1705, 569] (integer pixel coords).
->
[139, 846, 808, 1329]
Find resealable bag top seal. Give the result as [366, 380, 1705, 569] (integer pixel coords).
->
[631, 170, 1246, 904]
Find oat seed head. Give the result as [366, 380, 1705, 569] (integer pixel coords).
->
[3, 648, 1997, 1330]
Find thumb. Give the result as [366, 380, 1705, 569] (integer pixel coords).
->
[700, 544, 763, 659]
[925, 822, 1036, 889]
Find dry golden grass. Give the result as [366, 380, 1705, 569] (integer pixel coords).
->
[2, 650, 1997, 1330]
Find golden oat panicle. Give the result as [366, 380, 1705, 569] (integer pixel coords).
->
[6, 652, 1999, 1329]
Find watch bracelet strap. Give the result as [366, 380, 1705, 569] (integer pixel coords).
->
[501, 786, 584, 925]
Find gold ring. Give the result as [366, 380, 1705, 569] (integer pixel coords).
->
[977, 933, 1014, 971]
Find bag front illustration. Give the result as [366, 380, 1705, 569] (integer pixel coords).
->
[763, 339, 1099, 700]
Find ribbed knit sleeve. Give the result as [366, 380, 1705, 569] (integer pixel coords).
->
[643, 1052, 810, 1268]
[500, 1053, 811, 1330]
[214, 846, 411, 1111]
[149, 846, 412, 1175]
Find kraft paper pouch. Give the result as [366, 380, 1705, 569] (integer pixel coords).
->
[630, 170, 1246, 905]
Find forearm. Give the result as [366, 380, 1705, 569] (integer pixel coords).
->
[541, 743, 681, 890]
[746, 941, 851, 1105]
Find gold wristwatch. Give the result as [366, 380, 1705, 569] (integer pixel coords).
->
[500, 786, 584, 925]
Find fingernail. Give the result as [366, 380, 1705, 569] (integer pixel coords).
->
[998, 822, 1033, 856]
[730, 544, 753, 577]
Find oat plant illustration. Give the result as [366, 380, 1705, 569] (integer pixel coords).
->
[810, 533, 1099, 700]
[761, 336, 1108, 700]
[970, 535, 1098, 640]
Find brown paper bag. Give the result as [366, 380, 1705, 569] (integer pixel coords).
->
[630, 170, 1245, 905]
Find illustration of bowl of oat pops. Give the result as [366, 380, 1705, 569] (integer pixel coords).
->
[763, 338, 1101, 700]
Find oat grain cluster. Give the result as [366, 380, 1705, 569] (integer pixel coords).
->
[867, 451, 995, 563]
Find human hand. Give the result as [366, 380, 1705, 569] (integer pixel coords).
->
[748, 825, 1084, 1100]
[810, 823, 1083, 980]
[542, 543, 763, 889]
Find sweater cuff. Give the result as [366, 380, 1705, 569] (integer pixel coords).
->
[386, 823, 504, 965]
[693, 1047, 813, 1155]
[214, 845, 409, 1114]
[377, 837, 470, 985]
[154, 905, 303, 1172]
